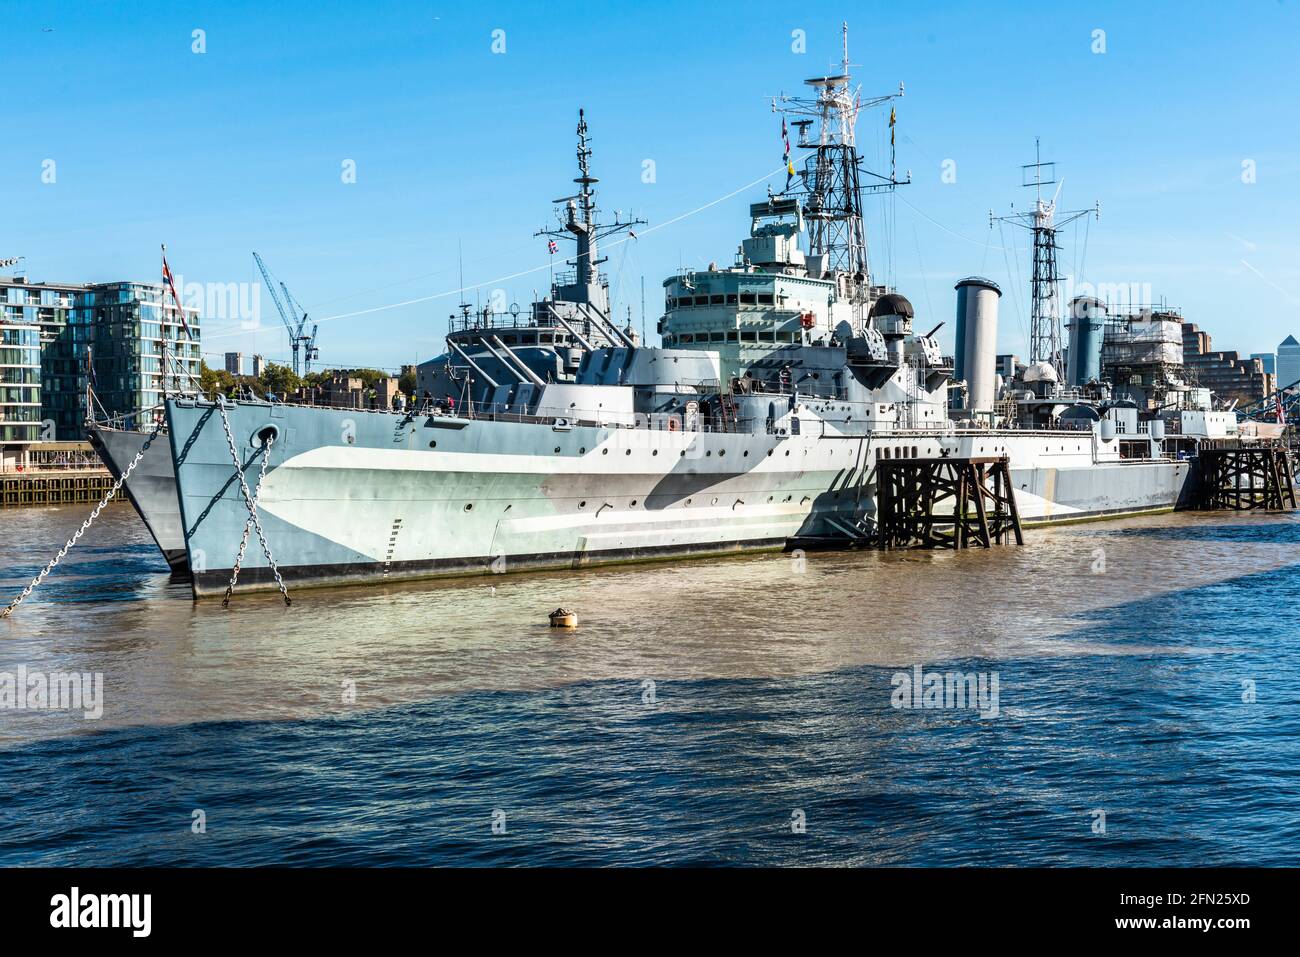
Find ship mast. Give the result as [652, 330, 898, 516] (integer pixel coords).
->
[535, 109, 645, 312]
[771, 22, 908, 304]
[992, 139, 1099, 380]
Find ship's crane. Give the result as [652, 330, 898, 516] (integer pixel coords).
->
[252, 251, 318, 378]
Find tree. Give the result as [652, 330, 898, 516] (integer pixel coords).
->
[398, 368, 417, 396]
[259, 362, 301, 397]
[199, 360, 234, 396]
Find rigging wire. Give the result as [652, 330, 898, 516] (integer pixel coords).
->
[202, 166, 785, 343]
[998, 219, 1029, 357]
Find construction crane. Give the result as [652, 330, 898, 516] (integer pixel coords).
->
[278, 281, 319, 373]
[252, 251, 319, 377]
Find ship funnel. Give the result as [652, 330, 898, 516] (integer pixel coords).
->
[954, 277, 1001, 415]
[1066, 296, 1106, 387]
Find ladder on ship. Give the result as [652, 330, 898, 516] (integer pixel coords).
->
[719, 392, 738, 433]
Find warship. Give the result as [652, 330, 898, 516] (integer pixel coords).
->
[146, 34, 1239, 596]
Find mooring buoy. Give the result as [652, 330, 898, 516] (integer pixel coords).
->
[549, 607, 577, 629]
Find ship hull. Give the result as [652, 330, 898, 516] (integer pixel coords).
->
[87, 423, 189, 574]
[167, 400, 1194, 597]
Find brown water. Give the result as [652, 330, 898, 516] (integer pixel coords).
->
[4, 501, 1300, 866]
[2, 500, 1295, 742]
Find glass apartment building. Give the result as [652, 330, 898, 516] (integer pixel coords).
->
[0, 321, 43, 444]
[73, 282, 202, 432]
[0, 275, 202, 443]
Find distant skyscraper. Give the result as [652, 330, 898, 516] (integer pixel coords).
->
[1277, 335, 1300, 388]
[1251, 352, 1276, 375]
[224, 352, 244, 376]
[251, 354, 266, 377]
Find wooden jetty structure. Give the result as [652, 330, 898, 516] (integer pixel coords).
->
[876, 455, 1024, 550]
[0, 440, 122, 508]
[1194, 444, 1297, 511]
[1, 470, 122, 508]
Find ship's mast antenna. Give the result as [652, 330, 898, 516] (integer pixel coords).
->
[535, 108, 645, 315]
[770, 22, 908, 303]
[992, 138, 1100, 380]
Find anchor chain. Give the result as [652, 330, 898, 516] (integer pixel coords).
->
[1, 419, 164, 619]
[223, 433, 275, 607]
[216, 401, 291, 607]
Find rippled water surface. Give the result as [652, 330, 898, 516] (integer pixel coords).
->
[1, 502, 1298, 865]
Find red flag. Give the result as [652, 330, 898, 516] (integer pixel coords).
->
[547, 239, 558, 254]
[162, 246, 193, 339]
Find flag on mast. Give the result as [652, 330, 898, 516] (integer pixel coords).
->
[547, 239, 558, 254]
[1278, 391, 1287, 426]
[782, 118, 794, 189]
[161, 245, 193, 340]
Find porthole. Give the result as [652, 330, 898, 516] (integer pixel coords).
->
[463, 503, 473, 512]
[602, 448, 609, 455]
[652, 449, 659, 456]
[680, 450, 686, 457]
[711, 497, 718, 505]
[631, 500, 638, 507]
[625, 449, 632, 455]
[579, 447, 586, 454]
[554, 446, 561, 453]
[579, 501, 587, 508]
[429, 440, 437, 448]
[719, 449, 726, 457]
[767, 449, 773, 456]
[685, 498, 692, 506]
[785, 450, 790, 456]
[743, 450, 749, 457]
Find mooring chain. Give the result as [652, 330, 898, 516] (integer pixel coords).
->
[222, 435, 275, 607]
[1, 419, 165, 619]
[215, 401, 291, 607]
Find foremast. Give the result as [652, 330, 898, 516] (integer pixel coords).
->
[535, 109, 645, 319]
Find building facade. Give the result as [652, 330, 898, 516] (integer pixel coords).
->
[225, 352, 244, 375]
[1250, 351, 1276, 376]
[0, 274, 202, 444]
[1277, 335, 1300, 389]
[1181, 322, 1273, 407]
[0, 320, 43, 445]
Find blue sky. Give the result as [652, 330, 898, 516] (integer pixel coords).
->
[3, 0, 1299, 371]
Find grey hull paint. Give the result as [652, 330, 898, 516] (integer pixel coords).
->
[168, 399, 1197, 597]
[88, 423, 189, 573]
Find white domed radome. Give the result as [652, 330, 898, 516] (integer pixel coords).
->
[1022, 361, 1059, 384]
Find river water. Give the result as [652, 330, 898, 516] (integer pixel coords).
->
[1, 501, 1297, 865]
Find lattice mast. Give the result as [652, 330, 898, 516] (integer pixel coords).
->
[771, 22, 908, 303]
[535, 109, 644, 309]
[992, 140, 1099, 379]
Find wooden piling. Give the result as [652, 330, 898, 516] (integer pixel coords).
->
[876, 455, 1024, 550]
